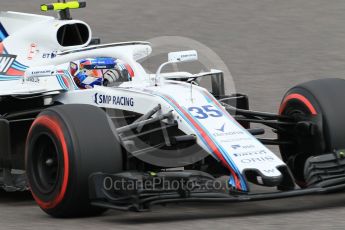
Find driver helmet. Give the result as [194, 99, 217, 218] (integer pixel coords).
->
[70, 57, 134, 89]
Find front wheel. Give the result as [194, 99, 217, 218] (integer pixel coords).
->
[26, 104, 123, 217]
[278, 78, 345, 186]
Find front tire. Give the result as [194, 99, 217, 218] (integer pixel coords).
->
[279, 78, 345, 186]
[26, 104, 123, 217]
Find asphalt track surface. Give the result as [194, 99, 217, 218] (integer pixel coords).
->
[2, 0, 345, 229]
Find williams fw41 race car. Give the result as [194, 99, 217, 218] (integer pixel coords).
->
[1, 1, 345, 218]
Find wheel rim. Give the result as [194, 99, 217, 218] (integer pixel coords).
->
[279, 97, 322, 186]
[31, 134, 61, 195]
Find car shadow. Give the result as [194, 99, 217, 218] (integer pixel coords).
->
[0, 190, 33, 204]
[103, 193, 345, 224]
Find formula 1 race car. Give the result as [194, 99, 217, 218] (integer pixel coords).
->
[1, 1, 345, 218]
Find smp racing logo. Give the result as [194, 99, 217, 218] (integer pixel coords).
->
[94, 93, 134, 107]
[0, 54, 16, 75]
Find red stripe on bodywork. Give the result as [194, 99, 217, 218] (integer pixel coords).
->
[6, 68, 24, 76]
[164, 95, 241, 189]
[0, 43, 3, 54]
[203, 91, 236, 122]
[62, 76, 70, 89]
[125, 64, 135, 77]
[201, 91, 248, 188]
[279, 93, 317, 115]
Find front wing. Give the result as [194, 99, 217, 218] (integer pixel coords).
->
[88, 168, 345, 212]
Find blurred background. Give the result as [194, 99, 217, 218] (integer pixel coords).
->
[1, 0, 345, 229]
[3, 0, 345, 112]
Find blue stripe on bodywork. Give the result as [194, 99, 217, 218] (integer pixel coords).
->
[146, 90, 248, 191]
[1, 43, 29, 72]
[0, 23, 9, 42]
[56, 75, 68, 90]
[183, 107, 247, 190]
[64, 70, 79, 90]
[12, 61, 28, 70]
[0, 76, 21, 80]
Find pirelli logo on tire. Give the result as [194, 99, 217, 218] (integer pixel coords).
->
[0, 54, 16, 75]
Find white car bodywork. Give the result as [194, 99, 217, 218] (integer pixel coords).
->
[0, 11, 287, 191]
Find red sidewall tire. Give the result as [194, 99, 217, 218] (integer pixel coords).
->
[26, 115, 70, 210]
[279, 93, 318, 116]
[278, 89, 324, 185]
[278, 78, 345, 185]
[26, 104, 123, 218]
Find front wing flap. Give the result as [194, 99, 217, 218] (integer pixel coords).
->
[88, 170, 345, 212]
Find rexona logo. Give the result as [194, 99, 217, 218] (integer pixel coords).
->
[0, 54, 16, 75]
[231, 144, 255, 150]
[215, 123, 226, 132]
[213, 123, 245, 137]
[94, 93, 134, 107]
[213, 130, 244, 137]
[231, 144, 241, 150]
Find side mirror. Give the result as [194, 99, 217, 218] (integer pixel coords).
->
[168, 50, 198, 63]
[154, 50, 198, 86]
